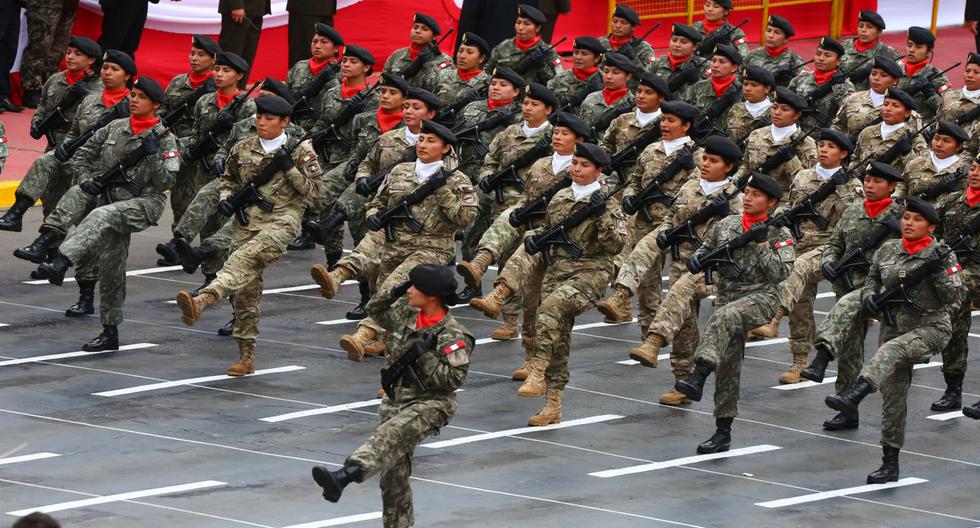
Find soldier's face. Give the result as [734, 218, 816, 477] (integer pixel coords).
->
[699, 153, 732, 182]
[660, 114, 690, 139]
[406, 285, 439, 309]
[551, 126, 578, 155]
[602, 66, 629, 90]
[817, 140, 847, 168]
[742, 187, 776, 216]
[610, 17, 633, 39]
[488, 78, 519, 101]
[340, 57, 369, 79]
[880, 98, 910, 125]
[813, 48, 841, 72]
[741, 79, 770, 102]
[378, 87, 405, 112]
[856, 21, 880, 43]
[863, 175, 895, 201]
[402, 100, 434, 130]
[456, 44, 485, 71]
[770, 103, 800, 127]
[410, 23, 435, 46]
[416, 132, 450, 162]
[765, 26, 788, 48]
[931, 134, 963, 158]
[965, 63, 980, 90]
[515, 17, 540, 40]
[905, 40, 930, 63]
[969, 162, 980, 190]
[65, 47, 96, 73]
[709, 56, 737, 78]
[634, 85, 663, 113]
[868, 68, 898, 93]
[572, 49, 598, 70]
[901, 211, 935, 240]
[100, 62, 129, 90]
[522, 98, 551, 126]
[570, 157, 600, 185]
[310, 35, 336, 61]
[703, 1, 728, 21]
[213, 65, 242, 90]
[668, 35, 696, 58]
[129, 89, 159, 118]
[189, 47, 215, 74]
[256, 113, 288, 139]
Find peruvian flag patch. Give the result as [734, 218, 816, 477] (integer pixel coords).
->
[946, 263, 962, 275]
[774, 239, 794, 249]
[163, 150, 179, 159]
[443, 341, 466, 355]
[552, 57, 562, 66]
[938, 82, 952, 94]
[648, 55, 656, 62]
[437, 60, 451, 70]
[734, 38, 746, 45]
[0, 135, 7, 143]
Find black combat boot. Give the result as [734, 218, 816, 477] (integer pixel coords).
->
[66, 279, 96, 317]
[825, 376, 875, 419]
[14, 229, 60, 263]
[0, 194, 35, 232]
[312, 463, 363, 502]
[38, 252, 73, 286]
[963, 401, 980, 419]
[345, 281, 371, 320]
[930, 372, 963, 411]
[675, 358, 714, 402]
[217, 317, 235, 336]
[193, 273, 216, 295]
[457, 284, 483, 303]
[822, 412, 859, 431]
[174, 236, 216, 274]
[697, 417, 733, 454]
[304, 210, 345, 245]
[156, 238, 179, 266]
[866, 446, 900, 484]
[287, 231, 315, 250]
[31, 248, 58, 279]
[801, 343, 834, 383]
[82, 325, 119, 352]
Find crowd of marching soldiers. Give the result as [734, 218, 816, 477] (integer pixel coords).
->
[2, 2, 980, 525]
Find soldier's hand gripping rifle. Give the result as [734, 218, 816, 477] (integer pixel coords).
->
[821, 213, 901, 290]
[379, 332, 435, 399]
[508, 175, 572, 230]
[31, 72, 98, 143]
[53, 100, 131, 162]
[686, 220, 771, 285]
[917, 163, 969, 201]
[181, 81, 261, 170]
[802, 56, 870, 126]
[768, 167, 850, 240]
[524, 185, 622, 266]
[218, 136, 305, 226]
[615, 22, 661, 60]
[862, 246, 954, 326]
[436, 86, 486, 126]
[904, 62, 961, 101]
[943, 209, 980, 263]
[621, 144, 697, 221]
[691, 82, 743, 138]
[512, 36, 568, 76]
[366, 169, 449, 242]
[452, 109, 518, 161]
[590, 97, 635, 137]
[78, 129, 167, 203]
[291, 62, 340, 121]
[478, 134, 552, 204]
[607, 121, 663, 179]
[656, 192, 735, 260]
[696, 18, 749, 58]
[920, 103, 980, 143]
[773, 58, 814, 86]
[302, 208, 347, 244]
[567, 73, 603, 109]
[400, 29, 455, 80]
[312, 82, 381, 150]
[356, 147, 418, 197]
[748, 125, 820, 179]
[668, 56, 707, 94]
[160, 77, 217, 129]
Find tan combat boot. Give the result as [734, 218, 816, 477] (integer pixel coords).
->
[747, 308, 784, 341]
[227, 341, 256, 376]
[778, 352, 809, 384]
[659, 387, 691, 406]
[176, 290, 216, 326]
[596, 285, 633, 324]
[512, 336, 535, 380]
[517, 357, 549, 397]
[469, 283, 514, 319]
[491, 313, 519, 340]
[363, 340, 386, 357]
[340, 326, 378, 362]
[527, 389, 563, 426]
[456, 249, 494, 287]
[311, 264, 353, 299]
[629, 333, 664, 368]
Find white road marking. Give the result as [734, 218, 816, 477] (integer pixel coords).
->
[746, 337, 789, 348]
[280, 512, 383, 527]
[263, 280, 357, 295]
[589, 445, 782, 478]
[260, 399, 382, 423]
[616, 353, 671, 365]
[92, 366, 306, 397]
[772, 361, 943, 391]
[0, 324, 9, 328]
[6, 480, 226, 516]
[755, 477, 928, 508]
[0, 452, 61, 466]
[0, 343, 159, 367]
[23, 265, 183, 285]
[927, 410, 968, 421]
[471, 319, 636, 346]
[422, 415, 623, 449]
[314, 318, 359, 326]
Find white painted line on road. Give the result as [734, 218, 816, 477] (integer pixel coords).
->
[23, 265, 183, 285]
[0, 452, 61, 466]
[264, 280, 357, 294]
[772, 361, 943, 391]
[280, 512, 383, 527]
[927, 410, 967, 421]
[6, 480, 226, 516]
[573, 319, 637, 330]
[92, 366, 306, 397]
[0, 343, 158, 367]
[315, 318, 359, 326]
[422, 414, 623, 449]
[746, 337, 789, 348]
[260, 399, 382, 423]
[616, 353, 671, 366]
[590, 445, 782, 478]
[0, 324, 9, 328]
[755, 477, 928, 508]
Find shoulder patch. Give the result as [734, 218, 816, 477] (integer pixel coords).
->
[163, 149, 179, 159]
[443, 341, 465, 355]
[553, 57, 562, 66]
[437, 60, 451, 70]
[946, 263, 962, 275]
[0, 135, 6, 143]
[938, 82, 952, 94]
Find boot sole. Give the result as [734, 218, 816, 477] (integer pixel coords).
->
[696, 443, 730, 454]
[490, 330, 518, 341]
[455, 262, 482, 288]
[310, 265, 338, 299]
[340, 336, 364, 362]
[866, 474, 899, 484]
[799, 369, 824, 383]
[65, 308, 94, 317]
[930, 399, 962, 412]
[824, 395, 857, 417]
[82, 343, 119, 352]
[596, 303, 631, 324]
[628, 351, 658, 368]
[173, 238, 201, 274]
[527, 417, 561, 426]
[822, 420, 859, 431]
[176, 291, 199, 326]
[311, 466, 344, 503]
[0, 223, 22, 232]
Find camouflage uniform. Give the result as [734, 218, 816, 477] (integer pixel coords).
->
[937, 88, 980, 160]
[725, 99, 771, 147]
[840, 38, 901, 92]
[285, 59, 340, 131]
[33, 70, 102, 149]
[901, 152, 969, 202]
[896, 59, 950, 122]
[479, 122, 554, 217]
[19, 0, 76, 91]
[649, 55, 709, 98]
[486, 38, 563, 86]
[382, 47, 453, 93]
[598, 109, 661, 184]
[831, 90, 884, 141]
[600, 35, 656, 79]
[162, 73, 213, 229]
[850, 122, 927, 177]
[547, 69, 601, 112]
[734, 125, 817, 191]
[788, 72, 856, 135]
[742, 48, 806, 87]
[692, 21, 750, 57]
[935, 190, 980, 377]
[576, 89, 634, 133]
[434, 68, 491, 106]
[680, 78, 742, 131]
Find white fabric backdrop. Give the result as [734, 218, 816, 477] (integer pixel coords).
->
[878, 0, 967, 32]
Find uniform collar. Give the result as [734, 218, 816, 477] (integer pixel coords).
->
[634, 108, 661, 127]
[571, 180, 601, 201]
[962, 87, 980, 101]
[880, 121, 905, 140]
[551, 152, 573, 174]
[415, 159, 444, 183]
[869, 88, 886, 107]
[699, 177, 730, 195]
[259, 131, 288, 154]
[931, 151, 958, 172]
[770, 122, 798, 142]
[744, 98, 771, 118]
[662, 136, 691, 156]
[521, 120, 549, 137]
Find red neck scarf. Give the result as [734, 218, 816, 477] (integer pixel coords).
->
[853, 37, 878, 53]
[187, 69, 213, 88]
[416, 308, 447, 329]
[308, 56, 331, 76]
[65, 69, 87, 86]
[341, 78, 367, 100]
[905, 58, 929, 78]
[765, 43, 790, 58]
[966, 187, 980, 207]
[608, 34, 632, 49]
[515, 35, 542, 52]
[487, 97, 513, 110]
[102, 86, 130, 108]
[603, 86, 629, 105]
[864, 196, 893, 218]
[573, 66, 599, 81]
[408, 42, 427, 60]
[813, 68, 838, 86]
[457, 68, 482, 81]
[710, 74, 736, 97]
[215, 89, 241, 110]
[130, 115, 160, 136]
[376, 108, 403, 133]
[742, 213, 768, 232]
[668, 53, 691, 71]
[902, 235, 933, 255]
[702, 18, 725, 34]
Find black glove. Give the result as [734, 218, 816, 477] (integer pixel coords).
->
[218, 199, 236, 217]
[211, 157, 226, 176]
[911, 75, 933, 97]
[773, 67, 795, 85]
[862, 295, 881, 316]
[655, 231, 670, 250]
[214, 110, 236, 131]
[687, 255, 703, 274]
[140, 133, 160, 155]
[180, 148, 195, 165]
[390, 280, 412, 298]
[893, 133, 912, 156]
[274, 151, 295, 172]
[618, 43, 637, 60]
[924, 255, 946, 273]
[830, 168, 850, 185]
[355, 177, 374, 196]
[938, 171, 960, 189]
[416, 46, 435, 64]
[747, 222, 770, 243]
[346, 90, 369, 112]
[343, 158, 358, 181]
[66, 81, 90, 98]
[29, 122, 43, 140]
[588, 192, 607, 217]
[820, 262, 839, 282]
[677, 148, 696, 171]
[54, 144, 71, 162]
[79, 179, 104, 196]
[621, 194, 639, 215]
[424, 169, 449, 191]
[366, 213, 383, 232]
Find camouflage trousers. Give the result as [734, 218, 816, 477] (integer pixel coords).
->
[696, 291, 780, 418]
[496, 237, 547, 341]
[812, 289, 869, 393]
[778, 247, 824, 356]
[43, 184, 97, 235]
[475, 204, 526, 326]
[460, 189, 493, 261]
[17, 150, 71, 216]
[339, 230, 385, 286]
[173, 177, 224, 243]
[169, 164, 200, 234]
[647, 270, 717, 377]
[310, 162, 351, 259]
[20, 0, 77, 91]
[862, 321, 951, 448]
[614, 224, 666, 331]
[200, 218, 235, 276]
[348, 390, 456, 528]
[940, 268, 978, 376]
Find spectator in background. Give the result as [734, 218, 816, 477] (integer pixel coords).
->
[456, 0, 539, 52]
[968, 0, 980, 52]
[21, 0, 77, 109]
[539, 0, 571, 43]
[286, 0, 337, 67]
[97, 0, 181, 63]
[0, 0, 24, 112]
[12, 512, 62, 528]
[219, 0, 271, 87]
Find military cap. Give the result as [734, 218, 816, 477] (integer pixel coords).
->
[524, 82, 557, 109]
[774, 86, 808, 112]
[603, 51, 636, 74]
[613, 4, 642, 26]
[660, 100, 699, 123]
[191, 34, 220, 57]
[672, 23, 703, 44]
[885, 87, 918, 112]
[407, 87, 443, 110]
[314, 23, 344, 46]
[747, 172, 783, 199]
[712, 43, 742, 65]
[968, 52, 980, 67]
[133, 76, 165, 103]
[905, 196, 941, 225]
[407, 264, 459, 305]
[767, 15, 795, 38]
[817, 36, 845, 57]
[936, 120, 969, 143]
[460, 32, 490, 55]
[858, 10, 886, 30]
[573, 36, 605, 56]
[713, 0, 734, 8]
[638, 72, 670, 97]
[867, 160, 903, 182]
[103, 49, 137, 76]
[742, 64, 775, 87]
[818, 128, 853, 153]
[255, 95, 293, 117]
[68, 36, 101, 59]
[216, 51, 249, 74]
[872, 56, 903, 79]
[702, 135, 742, 164]
[491, 66, 525, 89]
[379, 72, 411, 96]
[575, 142, 612, 168]
[413, 12, 441, 35]
[516, 4, 546, 26]
[420, 119, 457, 145]
[552, 111, 590, 138]
[907, 26, 935, 47]
[261, 77, 296, 106]
[343, 44, 375, 67]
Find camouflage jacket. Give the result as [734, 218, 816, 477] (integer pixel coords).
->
[937, 190, 980, 274]
[733, 125, 817, 191]
[285, 59, 341, 131]
[514, 153, 571, 211]
[743, 47, 806, 87]
[600, 34, 656, 88]
[486, 38, 563, 86]
[938, 88, 980, 160]
[628, 137, 701, 231]
[354, 126, 417, 184]
[0, 122, 6, 173]
[896, 60, 950, 122]
[656, 177, 743, 262]
[214, 116, 307, 164]
[901, 152, 969, 202]
[65, 89, 130, 146]
[383, 46, 454, 92]
[649, 55, 709, 98]
[478, 122, 554, 211]
[339, 110, 403, 177]
[577, 89, 635, 133]
[820, 197, 904, 292]
[434, 68, 491, 106]
[33, 70, 102, 147]
[161, 73, 214, 140]
[533, 182, 627, 272]
[725, 99, 771, 146]
[313, 83, 380, 169]
[692, 20, 750, 57]
[841, 38, 901, 92]
[548, 68, 602, 112]
[680, 77, 742, 130]
[850, 121, 927, 177]
[789, 71, 856, 135]
[453, 99, 521, 180]
[832, 90, 883, 141]
[599, 109, 661, 184]
[187, 91, 257, 162]
[776, 166, 861, 252]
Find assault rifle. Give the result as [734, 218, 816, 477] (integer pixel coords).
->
[668, 56, 707, 94]
[478, 134, 552, 204]
[182, 81, 261, 171]
[508, 175, 572, 230]
[30, 71, 98, 144]
[512, 36, 567, 76]
[918, 163, 969, 201]
[312, 82, 381, 150]
[696, 18, 749, 58]
[291, 61, 341, 120]
[802, 57, 870, 126]
[768, 167, 850, 240]
[303, 208, 346, 244]
[453, 109, 518, 161]
[589, 96, 634, 137]
[366, 169, 450, 242]
[615, 23, 660, 61]
[608, 121, 663, 179]
[524, 182, 626, 266]
[904, 62, 961, 100]
[656, 192, 735, 260]
[437, 86, 485, 126]
[355, 147, 418, 197]
[751, 125, 820, 177]
[53, 101, 131, 162]
[78, 128, 169, 204]
[921, 104, 980, 143]
[160, 77, 217, 129]
[379, 333, 434, 399]
[218, 136, 304, 226]
[622, 143, 698, 221]
[686, 220, 770, 285]
[773, 59, 814, 86]
[821, 212, 901, 290]
[401, 29, 455, 80]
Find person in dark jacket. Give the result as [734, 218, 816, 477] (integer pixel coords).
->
[286, 0, 337, 66]
[455, 0, 540, 52]
[218, 0, 271, 87]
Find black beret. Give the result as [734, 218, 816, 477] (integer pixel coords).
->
[603, 51, 636, 74]
[420, 119, 457, 145]
[413, 12, 441, 35]
[866, 160, 903, 182]
[516, 4, 546, 26]
[613, 4, 642, 26]
[524, 82, 557, 108]
[936, 120, 969, 143]
[68, 36, 101, 59]
[408, 264, 458, 305]
[712, 43, 742, 65]
[774, 85, 808, 112]
[460, 32, 490, 55]
[817, 36, 845, 57]
[905, 196, 941, 225]
[742, 64, 775, 87]
[747, 172, 783, 199]
[637, 72, 670, 97]
[872, 55, 903, 79]
[859, 10, 886, 30]
[191, 34, 220, 57]
[818, 128, 853, 153]
[907, 26, 935, 46]
[713, 0, 734, 8]
[261, 77, 295, 106]
[133, 76, 165, 103]
[407, 87, 443, 110]
[575, 141, 612, 168]
[884, 87, 918, 112]
[969, 52, 980, 67]
[216, 51, 249, 74]
[660, 100, 699, 123]
[314, 23, 344, 46]
[702, 135, 742, 164]
[103, 49, 137, 76]
[767, 15, 795, 38]
[491, 66, 525, 89]
[255, 94, 293, 117]
[573, 36, 605, 56]
[343, 44, 375, 67]
[552, 111, 590, 138]
[379, 72, 411, 96]
[672, 23, 703, 44]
